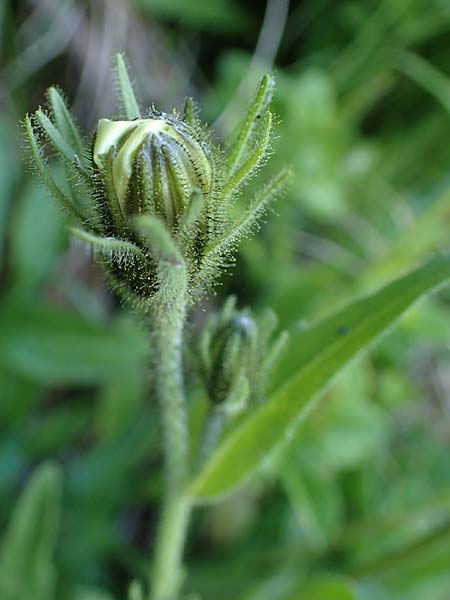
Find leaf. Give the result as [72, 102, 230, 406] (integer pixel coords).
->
[394, 50, 450, 114]
[280, 460, 343, 551]
[224, 111, 273, 197]
[11, 179, 66, 292]
[0, 366, 41, 425]
[287, 577, 361, 600]
[0, 302, 149, 385]
[47, 87, 84, 158]
[227, 74, 274, 175]
[23, 115, 84, 220]
[205, 168, 291, 257]
[357, 187, 450, 290]
[96, 370, 146, 440]
[0, 118, 20, 267]
[71, 227, 145, 262]
[134, 215, 181, 263]
[190, 255, 450, 500]
[35, 109, 80, 166]
[348, 502, 450, 600]
[343, 490, 450, 573]
[0, 463, 62, 600]
[182, 97, 196, 125]
[115, 53, 141, 120]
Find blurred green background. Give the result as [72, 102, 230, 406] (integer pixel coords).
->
[1, 1, 450, 599]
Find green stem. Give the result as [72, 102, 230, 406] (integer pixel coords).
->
[150, 293, 191, 600]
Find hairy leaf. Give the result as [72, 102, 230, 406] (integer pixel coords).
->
[115, 53, 141, 120]
[227, 74, 274, 175]
[24, 116, 84, 220]
[47, 87, 84, 158]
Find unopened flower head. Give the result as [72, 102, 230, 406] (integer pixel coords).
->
[93, 117, 213, 226]
[24, 55, 289, 308]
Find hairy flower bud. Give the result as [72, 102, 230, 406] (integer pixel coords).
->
[208, 312, 256, 406]
[93, 117, 213, 226]
[25, 56, 288, 307]
[199, 297, 287, 411]
[196, 297, 288, 464]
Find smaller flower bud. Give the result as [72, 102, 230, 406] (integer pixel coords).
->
[93, 117, 213, 227]
[207, 311, 257, 406]
[196, 298, 288, 465]
[199, 298, 287, 411]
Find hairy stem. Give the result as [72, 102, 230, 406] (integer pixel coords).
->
[150, 291, 191, 600]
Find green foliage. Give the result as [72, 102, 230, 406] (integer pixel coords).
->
[190, 256, 450, 500]
[0, 464, 62, 600]
[1, 1, 450, 600]
[136, 0, 249, 32]
[288, 577, 360, 600]
[0, 301, 148, 385]
[10, 177, 66, 293]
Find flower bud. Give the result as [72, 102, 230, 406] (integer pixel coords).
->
[196, 299, 287, 464]
[207, 312, 257, 406]
[93, 117, 213, 227]
[25, 57, 286, 306]
[199, 299, 288, 411]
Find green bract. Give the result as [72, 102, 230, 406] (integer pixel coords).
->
[24, 54, 290, 309]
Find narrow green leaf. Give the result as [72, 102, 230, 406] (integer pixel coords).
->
[262, 330, 289, 374]
[227, 74, 274, 175]
[96, 369, 146, 440]
[35, 109, 78, 165]
[0, 463, 62, 600]
[224, 111, 272, 197]
[357, 187, 450, 290]
[134, 215, 186, 303]
[71, 227, 145, 261]
[182, 97, 196, 125]
[134, 215, 183, 266]
[205, 167, 290, 257]
[394, 50, 450, 114]
[24, 116, 84, 220]
[115, 53, 141, 120]
[190, 255, 450, 500]
[47, 87, 84, 157]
